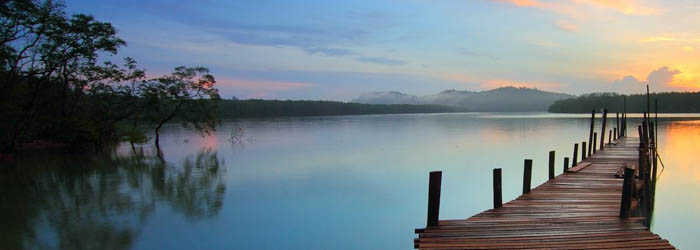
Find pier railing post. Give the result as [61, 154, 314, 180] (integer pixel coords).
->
[572, 143, 579, 167]
[588, 110, 595, 156]
[493, 168, 502, 209]
[608, 130, 612, 144]
[523, 159, 532, 194]
[600, 109, 608, 150]
[548, 151, 555, 180]
[593, 132, 597, 154]
[601, 109, 608, 150]
[616, 112, 620, 138]
[563, 157, 569, 172]
[427, 171, 442, 227]
[637, 126, 647, 181]
[582, 142, 587, 160]
[620, 166, 635, 218]
[614, 128, 617, 140]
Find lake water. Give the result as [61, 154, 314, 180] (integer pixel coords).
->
[1, 113, 699, 249]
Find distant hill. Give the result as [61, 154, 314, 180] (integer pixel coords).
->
[353, 87, 574, 111]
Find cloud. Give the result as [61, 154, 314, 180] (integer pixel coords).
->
[354, 57, 406, 65]
[647, 66, 681, 86]
[303, 47, 355, 57]
[612, 66, 683, 92]
[216, 77, 313, 99]
[489, 0, 660, 16]
[555, 19, 578, 32]
[457, 48, 498, 60]
[532, 41, 561, 47]
[578, 0, 661, 15]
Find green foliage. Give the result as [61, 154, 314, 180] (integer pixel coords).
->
[220, 99, 469, 118]
[141, 66, 221, 147]
[0, 1, 220, 152]
[548, 92, 700, 113]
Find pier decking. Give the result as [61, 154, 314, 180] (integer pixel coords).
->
[414, 136, 675, 249]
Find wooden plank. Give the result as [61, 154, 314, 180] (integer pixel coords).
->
[566, 162, 592, 173]
[414, 136, 675, 249]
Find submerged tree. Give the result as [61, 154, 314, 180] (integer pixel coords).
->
[141, 66, 221, 149]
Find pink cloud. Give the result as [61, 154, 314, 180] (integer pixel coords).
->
[215, 77, 314, 99]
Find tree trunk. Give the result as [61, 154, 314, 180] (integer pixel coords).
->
[155, 123, 163, 149]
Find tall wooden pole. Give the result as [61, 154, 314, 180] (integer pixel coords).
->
[427, 171, 442, 227]
[588, 110, 595, 157]
[523, 159, 533, 194]
[548, 151, 555, 180]
[600, 109, 608, 150]
[493, 168, 502, 209]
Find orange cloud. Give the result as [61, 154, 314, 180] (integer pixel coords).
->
[611, 66, 700, 92]
[491, 0, 660, 16]
[580, 0, 661, 15]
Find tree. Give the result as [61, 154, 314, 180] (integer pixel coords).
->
[0, 0, 125, 152]
[141, 66, 221, 149]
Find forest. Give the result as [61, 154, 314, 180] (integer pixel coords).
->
[547, 92, 700, 113]
[0, 1, 220, 153]
[220, 99, 469, 118]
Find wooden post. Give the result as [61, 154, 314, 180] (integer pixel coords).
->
[493, 168, 502, 209]
[581, 142, 587, 160]
[588, 110, 595, 157]
[427, 171, 442, 227]
[600, 109, 608, 150]
[637, 125, 644, 145]
[563, 157, 570, 172]
[548, 151, 555, 180]
[593, 132, 597, 154]
[523, 159, 532, 194]
[623, 96, 627, 137]
[608, 130, 612, 144]
[614, 128, 617, 140]
[655, 99, 658, 147]
[616, 113, 620, 138]
[643, 114, 649, 146]
[637, 126, 647, 181]
[620, 166, 634, 218]
[572, 143, 579, 167]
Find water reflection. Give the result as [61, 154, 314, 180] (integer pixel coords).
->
[651, 120, 700, 249]
[0, 150, 225, 249]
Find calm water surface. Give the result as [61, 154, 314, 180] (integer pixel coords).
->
[1, 113, 699, 249]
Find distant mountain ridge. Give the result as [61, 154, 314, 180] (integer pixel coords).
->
[353, 87, 574, 112]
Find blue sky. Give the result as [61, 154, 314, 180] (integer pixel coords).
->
[65, 0, 700, 100]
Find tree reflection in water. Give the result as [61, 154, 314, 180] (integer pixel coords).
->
[0, 149, 226, 249]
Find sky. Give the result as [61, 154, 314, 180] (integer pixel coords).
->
[65, 0, 700, 100]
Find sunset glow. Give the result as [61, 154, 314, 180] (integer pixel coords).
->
[65, 0, 700, 99]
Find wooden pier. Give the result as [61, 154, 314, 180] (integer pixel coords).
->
[414, 112, 674, 249]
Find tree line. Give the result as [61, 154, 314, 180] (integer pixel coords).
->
[0, 0, 220, 153]
[548, 92, 700, 113]
[220, 99, 469, 118]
